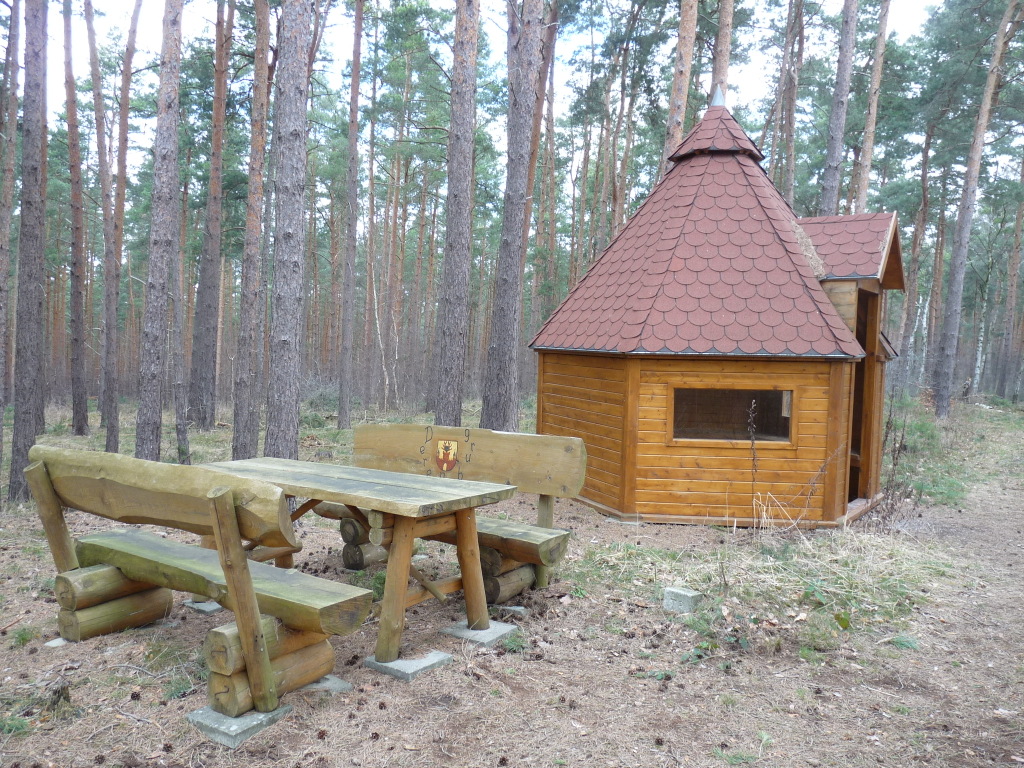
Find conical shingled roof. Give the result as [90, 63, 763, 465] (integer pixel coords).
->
[531, 106, 863, 359]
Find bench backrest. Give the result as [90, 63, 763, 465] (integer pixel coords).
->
[27, 446, 295, 549]
[352, 424, 587, 498]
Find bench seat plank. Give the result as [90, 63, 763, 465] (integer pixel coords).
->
[425, 517, 570, 567]
[76, 530, 372, 636]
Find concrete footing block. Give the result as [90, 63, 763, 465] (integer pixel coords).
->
[300, 674, 353, 694]
[364, 650, 452, 682]
[496, 605, 528, 620]
[441, 620, 518, 648]
[183, 600, 223, 614]
[663, 587, 703, 614]
[187, 704, 292, 748]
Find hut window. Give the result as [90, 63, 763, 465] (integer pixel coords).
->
[673, 389, 792, 442]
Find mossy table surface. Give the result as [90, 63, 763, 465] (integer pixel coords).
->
[203, 457, 516, 517]
[204, 457, 516, 662]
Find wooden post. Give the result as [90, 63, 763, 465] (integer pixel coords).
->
[534, 494, 554, 588]
[24, 461, 79, 573]
[339, 517, 369, 545]
[58, 587, 173, 641]
[484, 565, 535, 604]
[192, 534, 217, 602]
[204, 617, 327, 676]
[208, 640, 334, 718]
[374, 515, 416, 663]
[341, 542, 388, 570]
[54, 564, 152, 610]
[208, 486, 278, 713]
[455, 508, 489, 631]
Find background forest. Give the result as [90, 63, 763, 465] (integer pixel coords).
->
[0, 0, 1023, 499]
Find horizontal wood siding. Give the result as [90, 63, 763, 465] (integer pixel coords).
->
[634, 358, 844, 524]
[537, 353, 625, 511]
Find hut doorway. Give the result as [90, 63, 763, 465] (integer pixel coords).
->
[849, 288, 883, 502]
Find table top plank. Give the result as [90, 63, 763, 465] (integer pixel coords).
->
[204, 458, 516, 518]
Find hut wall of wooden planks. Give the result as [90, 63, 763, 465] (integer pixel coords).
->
[531, 103, 903, 528]
[537, 354, 858, 525]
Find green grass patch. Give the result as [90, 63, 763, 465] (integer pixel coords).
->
[0, 713, 31, 735]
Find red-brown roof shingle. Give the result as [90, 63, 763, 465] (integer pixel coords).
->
[799, 212, 905, 290]
[531, 106, 863, 358]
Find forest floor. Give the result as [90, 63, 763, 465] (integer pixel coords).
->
[1, 400, 1023, 768]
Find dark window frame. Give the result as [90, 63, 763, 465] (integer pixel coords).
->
[668, 386, 795, 444]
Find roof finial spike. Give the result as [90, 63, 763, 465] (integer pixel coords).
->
[710, 84, 727, 108]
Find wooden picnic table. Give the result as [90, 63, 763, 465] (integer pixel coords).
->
[204, 457, 516, 663]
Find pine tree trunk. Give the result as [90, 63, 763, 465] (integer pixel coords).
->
[995, 158, 1024, 398]
[852, 0, 890, 213]
[894, 126, 932, 393]
[189, 0, 234, 430]
[934, 0, 1022, 417]
[710, 0, 734, 98]
[480, 0, 545, 432]
[63, 0, 89, 436]
[170, 211, 191, 465]
[264, 0, 312, 460]
[660, 0, 698, 177]
[0, 0, 20, 493]
[135, 0, 184, 461]
[232, 0, 271, 459]
[434, 0, 481, 426]
[336, 0, 363, 429]
[84, 0, 134, 450]
[819, 0, 859, 216]
[9, 0, 46, 501]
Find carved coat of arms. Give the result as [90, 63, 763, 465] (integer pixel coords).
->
[435, 440, 458, 472]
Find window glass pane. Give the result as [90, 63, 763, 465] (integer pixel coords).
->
[673, 388, 791, 441]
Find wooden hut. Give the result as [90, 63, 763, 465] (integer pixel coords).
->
[530, 104, 904, 527]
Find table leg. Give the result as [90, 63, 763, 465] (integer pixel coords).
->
[455, 508, 490, 631]
[375, 515, 416, 663]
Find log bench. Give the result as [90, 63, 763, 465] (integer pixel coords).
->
[319, 425, 586, 602]
[26, 446, 373, 719]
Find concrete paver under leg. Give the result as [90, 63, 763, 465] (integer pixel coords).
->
[183, 599, 223, 614]
[187, 704, 292, 748]
[441, 619, 518, 648]
[364, 650, 452, 682]
[300, 674, 353, 694]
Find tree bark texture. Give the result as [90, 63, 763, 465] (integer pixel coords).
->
[0, 0, 20, 494]
[135, 0, 184, 461]
[337, 0, 364, 430]
[934, 0, 1022, 417]
[660, 0, 698, 177]
[63, 0, 89, 437]
[819, 0, 859, 216]
[232, 0, 271, 459]
[480, 0, 545, 432]
[894, 126, 932, 392]
[189, 0, 235, 430]
[84, 0, 136, 451]
[9, 0, 46, 501]
[264, 0, 312, 460]
[994, 158, 1024, 398]
[852, 0, 889, 214]
[169, 209, 191, 465]
[434, 0, 481, 427]
[710, 0, 734, 99]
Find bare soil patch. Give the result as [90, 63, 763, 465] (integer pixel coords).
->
[2, 405, 1023, 768]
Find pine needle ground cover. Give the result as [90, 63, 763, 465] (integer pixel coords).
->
[1, 398, 1022, 767]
